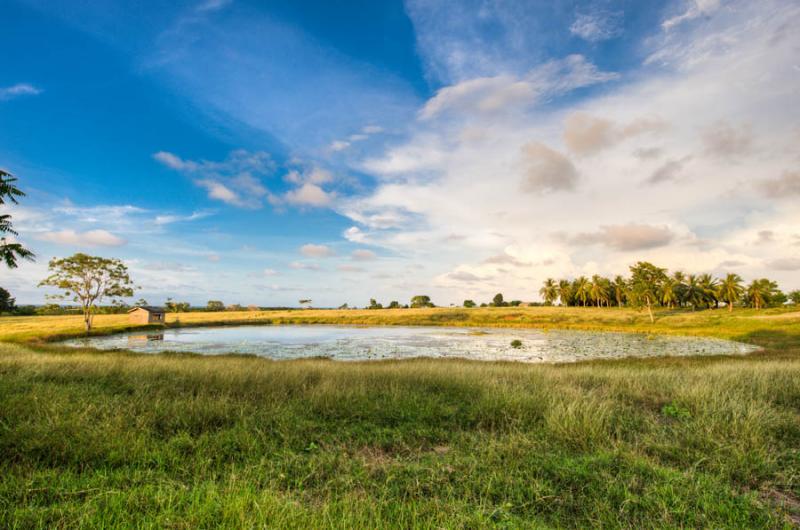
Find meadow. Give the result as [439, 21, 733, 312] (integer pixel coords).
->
[1, 307, 799, 528]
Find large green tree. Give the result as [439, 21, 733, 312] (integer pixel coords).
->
[539, 278, 558, 305]
[719, 273, 744, 312]
[39, 253, 136, 332]
[629, 262, 666, 323]
[0, 169, 35, 269]
[410, 295, 433, 308]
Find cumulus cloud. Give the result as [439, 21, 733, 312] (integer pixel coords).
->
[520, 142, 579, 193]
[0, 83, 42, 101]
[38, 229, 126, 247]
[482, 253, 531, 267]
[300, 244, 335, 258]
[570, 224, 675, 251]
[283, 183, 334, 207]
[351, 249, 377, 261]
[758, 170, 800, 198]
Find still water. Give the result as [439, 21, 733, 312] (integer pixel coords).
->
[62, 325, 758, 363]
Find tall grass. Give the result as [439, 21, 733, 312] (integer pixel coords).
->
[1, 309, 799, 527]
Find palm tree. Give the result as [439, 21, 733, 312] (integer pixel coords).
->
[611, 275, 628, 307]
[661, 276, 679, 309]
[0, 169, 35, 268]
[539, 278, 558, 305]
[746, 279, 778, 310]
[671, 271, 686, 307]
[682, 274, 705, 311]
[558, 279, 573, 306]
[719, 273, 744, 312]
[573, 276, 590, 307]
[698, 273, 719, 309]
[589, 275, 609, 307]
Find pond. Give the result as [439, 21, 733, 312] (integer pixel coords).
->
[61, 325, 759, 363]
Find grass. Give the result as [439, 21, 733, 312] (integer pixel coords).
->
[0, 307, 799, 528]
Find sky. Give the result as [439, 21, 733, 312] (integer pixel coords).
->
[1, 0, 798, 307]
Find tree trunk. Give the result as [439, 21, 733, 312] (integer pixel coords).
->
[84, 311, 92, 333]
[646, 297, 654, 323]
[728, 300, 733, 312]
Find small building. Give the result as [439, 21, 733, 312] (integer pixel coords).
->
[127, 306, 165, 325]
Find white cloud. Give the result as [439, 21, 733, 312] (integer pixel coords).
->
[300, 244, 335, 258]
[330, 140, 351, 152]
[154, 149, 274, 208]
[362, 125, 383, 134]
[351, 249, 376, 261]
[154, 211, 212, 225]
[570, 11, 623, 42]
[262, 268, 279, 276]
[38, 229, 126, 247]
[337, 0, 800, 301]
[289, 261, 321, 271]
[0, 83, 42, 101]
[284, 183, 334, 207]
[662, 0, 722, 30]
[419, 55, 618, 120]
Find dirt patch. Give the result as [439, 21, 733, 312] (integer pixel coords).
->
[763, 488, 800, 526]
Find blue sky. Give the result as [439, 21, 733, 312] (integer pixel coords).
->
[2, 0, 799, 306]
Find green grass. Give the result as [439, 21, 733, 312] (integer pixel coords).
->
[1, 307, 799, 528]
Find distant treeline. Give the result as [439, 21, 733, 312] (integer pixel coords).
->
[538, 261, 797, 311]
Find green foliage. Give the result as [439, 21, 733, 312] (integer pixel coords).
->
[491, 293, 505, 307]
[509, 300, 522, 307]
[510, 339, 523, 348]
[463, 299, 476, 308]
[789, 290, 800, 305]
[166, 298, 191, 313]
[367, 298, 383, 310]
[539, 278, 558, 305]
[38, 253, 136, 331]
[410, 295, 434, 308]
[387, 301, 401, 309]
[0, 169, 35, 269]
[0, 287, 15, 312]
[207, 300, 225, 311]
[661, 402, 692, 420]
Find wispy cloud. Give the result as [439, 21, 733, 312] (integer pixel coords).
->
[570, 10, 623, 42]
[154, 149, 273, 208]
[0, 83, 42, 101]
[38, 229, 126, 247]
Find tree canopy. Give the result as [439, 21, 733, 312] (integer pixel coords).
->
[38, 253, 136, 332]
[0, 169, 35, 269]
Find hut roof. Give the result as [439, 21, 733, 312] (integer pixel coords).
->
[127, 306, 164, 314]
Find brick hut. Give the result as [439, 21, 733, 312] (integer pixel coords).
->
[127, 306, 165, 324]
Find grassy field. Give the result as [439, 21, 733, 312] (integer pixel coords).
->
[1, 307, 799, 528]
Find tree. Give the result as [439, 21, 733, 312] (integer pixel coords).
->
[38, 253, 136, 332]
[558, 279, 573, 306]
[509, 300, 522, 307]
[719, 273, 744, 312]
[0, 169, 35, 269]
[166, 298, 190, 312]
[660, 276, 679, 309]
[611, 276, 628, 307]
[463, 299, 476, 308]
[299, 299, 312, 308]
[338, 303, 349, 310]
[573, 276, 590, 307]
[491, 293, 506, 307]
[682, 274, 705, 311]
[789, 290, 800, 305]
[698, 273, 719, 309]
[134, 298, 149, 307]
[207, 300, 225, 311]
[629, 262, 666, 323]
[368, 298, 383, 309]
[746, 279, 773, 310]
[0, 287, 15, 312]
[589, 275, 610, 307]
[410, 295, 433, 308]
[539, 278, 558, 305]
[387, 300, 401, 309]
